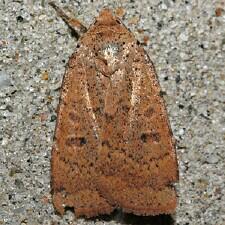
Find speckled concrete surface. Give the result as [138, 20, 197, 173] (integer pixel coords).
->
[0, 0, 225, 225]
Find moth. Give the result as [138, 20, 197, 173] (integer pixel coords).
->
[50, 2, 179, 218]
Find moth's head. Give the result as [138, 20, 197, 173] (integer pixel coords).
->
[79, 8, 139, 76]
[97, 8, 119, 26]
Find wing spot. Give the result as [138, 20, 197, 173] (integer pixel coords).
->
[141, 133, 147, 143]
[102, 140, 110, 147]
[65, 137, 87, 147]
[68, 112, 79, 121]
[141, 132, 160, 143]
[144, 107, 154, 118]
[151, 132, 160, 142]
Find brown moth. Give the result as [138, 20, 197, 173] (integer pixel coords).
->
[50, 2, 179, 218]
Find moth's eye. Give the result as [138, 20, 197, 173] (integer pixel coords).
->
[116, 19, 121, 24]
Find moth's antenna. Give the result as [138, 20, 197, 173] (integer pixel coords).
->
[49, 1, 87, 38]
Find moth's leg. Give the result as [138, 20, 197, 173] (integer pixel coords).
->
[49, 1, 87, 38]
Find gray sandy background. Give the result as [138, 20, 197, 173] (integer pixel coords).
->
[0, 0, 225, 224]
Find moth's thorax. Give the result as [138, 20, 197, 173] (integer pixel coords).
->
[101, 43, 120, 67]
